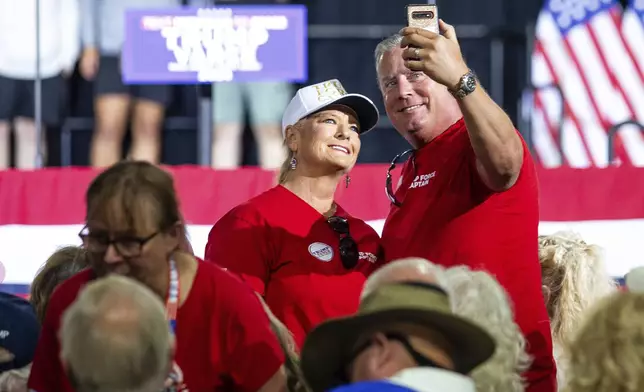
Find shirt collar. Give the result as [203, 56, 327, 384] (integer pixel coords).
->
[388, 367, 476, 392]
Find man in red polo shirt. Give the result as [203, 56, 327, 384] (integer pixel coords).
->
[375, 21, 556, 392]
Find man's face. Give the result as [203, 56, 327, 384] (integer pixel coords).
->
[345, 327, 455, 383]
[377, 47, 454, 147]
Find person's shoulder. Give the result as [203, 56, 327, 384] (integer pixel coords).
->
[47, 269, 94, 318]
[195, 259, 251, 292]
[221, 186, 286, 223]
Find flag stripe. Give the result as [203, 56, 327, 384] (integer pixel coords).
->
[535, 41, 598, 165]
[530, 1, 644, 167]
[585, 18, 644, 163]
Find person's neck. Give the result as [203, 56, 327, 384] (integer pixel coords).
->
[282, 173, 341, 216]
[414, 108, 463, 148]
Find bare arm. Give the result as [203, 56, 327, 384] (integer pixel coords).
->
[457, 84, 523, 191]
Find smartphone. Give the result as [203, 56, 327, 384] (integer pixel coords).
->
[406, 4, 439, 34]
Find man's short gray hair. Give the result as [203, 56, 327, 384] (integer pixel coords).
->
[374, 34, 404, 75]
[60, 275, 172, 392]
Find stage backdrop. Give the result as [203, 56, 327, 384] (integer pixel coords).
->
[1, 165, 643, 295]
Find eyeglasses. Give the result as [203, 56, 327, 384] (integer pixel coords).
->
[79, 226, 160, 258]
[327, 216, 359, 269]
[385, 149, 415, 207]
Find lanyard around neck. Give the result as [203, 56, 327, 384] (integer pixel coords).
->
[166, 258, 180, 333]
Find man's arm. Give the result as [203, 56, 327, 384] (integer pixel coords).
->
[400, 21, 524, 191]
[457, 83, 523, 191]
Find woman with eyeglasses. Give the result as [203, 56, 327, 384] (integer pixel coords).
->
[205, 79, 383, 349]
[27, 161, 287, 392]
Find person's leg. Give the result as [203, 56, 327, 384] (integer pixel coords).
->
[90, 56, 131, 168]
[0, 76, 17, 169]
[130, 85, 171, 163]
[211, 82, 244, 169]
[245, 82, 291, 169]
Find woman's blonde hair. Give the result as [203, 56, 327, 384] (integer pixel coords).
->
[277, 147, 295, 185]
[30, 246, 89, 323]
[255, 293, 311, 392]
[564, 292, 644, 392]
[538, 231, 615, 385]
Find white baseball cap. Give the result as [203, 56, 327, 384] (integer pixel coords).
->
[282, 79, 380, 137]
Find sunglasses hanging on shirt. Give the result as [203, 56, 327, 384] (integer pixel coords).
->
[385, 149, 416, 207]
[327, 216, 359, 269]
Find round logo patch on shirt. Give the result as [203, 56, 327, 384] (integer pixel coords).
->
[308, 242, 334, 262]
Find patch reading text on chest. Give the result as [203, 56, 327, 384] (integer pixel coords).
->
[409, 171, 436, 189]
[308, 242, 334, 262]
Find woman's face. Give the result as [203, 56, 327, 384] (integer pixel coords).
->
[289, 105, 362, 173]
[82, 201, 180, 287]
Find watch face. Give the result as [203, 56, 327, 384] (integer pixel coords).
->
[463, 74, 476, 92]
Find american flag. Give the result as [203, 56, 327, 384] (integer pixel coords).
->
[622, 0, 644, 76]
[530, 0, 644, 168]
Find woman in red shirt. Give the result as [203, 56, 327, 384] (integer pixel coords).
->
[205, 79, 383, 348]
[28, 161, 286, 392]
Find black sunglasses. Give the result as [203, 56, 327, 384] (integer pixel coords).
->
[385, 149, 415, 207]
[327, 216, 359, 269]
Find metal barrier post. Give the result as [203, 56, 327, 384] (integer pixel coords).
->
[607, 120, 644, 164]
[34, 0, 43, 168]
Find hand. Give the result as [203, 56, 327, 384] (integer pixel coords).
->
[399, 19, 469, 89]
[79, 47, 100, 81]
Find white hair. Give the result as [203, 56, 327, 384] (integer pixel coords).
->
[538, 231, 616, 387]
[443, 266, 531, 392]
[374, 34, 404, 77]
[60, 275, 173, 392]
[364, 258, 531, 392]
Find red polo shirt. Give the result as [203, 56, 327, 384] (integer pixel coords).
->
[381, 119, 556, 392]
[205, 185, 382, 348]
[27, 260, 284, 392]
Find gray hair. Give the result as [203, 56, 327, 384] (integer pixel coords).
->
[444, 266, 531, 392]
[374, 34, 404, 76]
[60, 275, 173, 392]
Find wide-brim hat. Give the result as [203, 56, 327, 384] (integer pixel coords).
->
[300, 282, 496, 392]
[282, 79, 380, 137]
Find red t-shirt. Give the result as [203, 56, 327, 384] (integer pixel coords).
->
[205, 185, 382, 348]
[27, 260, 284, 392]
[381, 119, 556, 392]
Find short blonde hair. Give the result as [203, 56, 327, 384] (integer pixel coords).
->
[564, 292, 644, 392]
[60, 275, 172, 392]
[538, 231, 615, 381]
[30, 246, 89, 323]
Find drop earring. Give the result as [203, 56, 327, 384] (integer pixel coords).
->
[290, 157, 297, 170]
[345, 174, 351, 188]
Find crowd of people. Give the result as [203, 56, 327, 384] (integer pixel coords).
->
[1, 8, 641, 392]
[0, 0, 291, 170]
